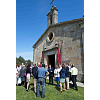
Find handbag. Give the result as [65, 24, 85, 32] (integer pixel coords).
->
[18, 77, 21, 84]
[24, 71, 26, 76]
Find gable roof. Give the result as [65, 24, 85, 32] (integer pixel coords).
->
[32, 18, 84, 48]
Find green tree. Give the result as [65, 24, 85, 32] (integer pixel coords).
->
[31, 62, 33, 65]
[26, 60, 31, 65]
[18, 56, 26, 65]
[16, 57, 21, 65]
[16, 56, 32, 65]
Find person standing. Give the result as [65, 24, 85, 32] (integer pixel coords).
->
[48, 64, 54, 85]
[44, 64, 47, 84]
[26, 64, 31, 91]
[18, 65, 21, 73]
[54, 65, 60, 87]
[70, 64, 78, 91]
[68, 64, 71, 82]
[17, 65, 21, 86]
[20, 65, 26, 85]
[59, 64, 66, 92]
[24, 65, 27, 88]
[32, 64, 38, 94]
[59, 64, 62, 71]
[64, 63, 70, 90]
[37, 62, 40, 68]
[58, 64, 62, 83]
[70, 64, 73, 81]
[16, 64, 18, 86]
[32, 64, 34, 85]
[37, 64, 49, 98]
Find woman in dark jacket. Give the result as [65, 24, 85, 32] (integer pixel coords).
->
[20, 65, 26, 85]
[26, 64, 31, 91]
[59, 64, 66, 92]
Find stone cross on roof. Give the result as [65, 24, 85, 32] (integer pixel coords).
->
[50, 0, 54, 8]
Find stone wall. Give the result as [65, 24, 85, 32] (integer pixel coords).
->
[33, 19, 84, 81]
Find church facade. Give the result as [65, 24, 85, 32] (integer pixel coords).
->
[32, 7, 84, 81]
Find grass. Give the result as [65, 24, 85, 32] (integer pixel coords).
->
[77, 80, 84, 83]
[16, 77, 84, 100]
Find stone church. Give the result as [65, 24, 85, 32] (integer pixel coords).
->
[32, 6, 84, 81]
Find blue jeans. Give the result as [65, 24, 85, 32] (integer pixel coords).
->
[56, 77, 60, 86]
[37, 78, 45, 98]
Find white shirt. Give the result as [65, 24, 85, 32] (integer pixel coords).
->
[70, 67, 78, 75]
[16, 68, 18, 76]
[68, 66, 71, 72]
[54, 68, 61, 77]
[59, 67, 62, 71]
[17, 67, 21, 73]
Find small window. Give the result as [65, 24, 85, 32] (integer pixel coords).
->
[47, 32, 55, 42]
[49, 33, 53, 40]
[50, 15, 52, 25]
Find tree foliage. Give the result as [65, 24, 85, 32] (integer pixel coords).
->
[25, 60, 31, 65]
[16, 56, 32, 65]
[16, 57, 21, 65]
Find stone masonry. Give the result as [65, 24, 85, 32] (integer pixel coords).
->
[32, 7, 84, 81]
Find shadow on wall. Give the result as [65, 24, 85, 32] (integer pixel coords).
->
[77, 73, 84, 82]
[82, 73, 84, 83]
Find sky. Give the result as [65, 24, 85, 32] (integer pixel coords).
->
[16, 0, 84, 62]
[1, 0, 100, 98]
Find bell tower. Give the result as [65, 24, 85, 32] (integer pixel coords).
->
[47, 6, 58, 28]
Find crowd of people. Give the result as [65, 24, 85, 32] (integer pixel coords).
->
[16, 63, 32, 90]
[16, 62, 78, 98]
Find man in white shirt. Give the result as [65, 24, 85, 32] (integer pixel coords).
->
[70, 64, 78, 91]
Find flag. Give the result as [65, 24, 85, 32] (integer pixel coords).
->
[57, 44, 59, 66]
[60, 41, 63, 65]
[40, 44, 44, 67]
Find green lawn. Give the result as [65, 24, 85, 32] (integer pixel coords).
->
[16, 77, 84, 100]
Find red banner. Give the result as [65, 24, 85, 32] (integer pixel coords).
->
[40, 45, 44, 67]
[57, 44, 59, 66]
[60, 41, 63, 65]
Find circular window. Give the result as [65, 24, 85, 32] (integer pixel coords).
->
[47, 32, 55, 42]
